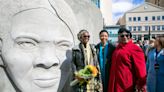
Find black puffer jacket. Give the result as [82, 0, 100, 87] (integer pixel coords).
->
[72, 43, 98, 72]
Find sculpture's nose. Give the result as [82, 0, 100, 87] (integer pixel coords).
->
[34, 43, 59, 69]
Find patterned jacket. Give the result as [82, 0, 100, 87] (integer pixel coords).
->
[71, 43, 102, 92]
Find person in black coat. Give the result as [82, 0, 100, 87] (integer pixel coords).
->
[95, 30, 115, 92]
[72, 29, 102, 92]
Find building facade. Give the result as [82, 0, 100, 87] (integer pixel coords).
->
[91, 0, 113, 26]
[145, 0, 164, 7]
[119, 2, 164, 41]
[105, 25, 120, 42]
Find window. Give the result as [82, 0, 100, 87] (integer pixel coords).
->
[145, 26, 149, 31]
[162, 16, 164, 20]
[97, 0, 100, 8]
[91, 0, 100, 8]
[152, 26, 156, 31]
[152, 16, 155, 21]
[138, 35, 142, 40]
[133, 17, 136, 21]
[138, 17, 141, 21]
[152, 34, 155, 39]
[145, 16, 148, 21]
[129, 17, 132, 21]
[157, 25, 160, 30]
[128, 26, 132, 31]
[144, 35, 149, 40]
[138, 26, 142, 31]
[133, 35, 136, 40]
[133, 26, 136, 31]
[162, 25, 164, 30]
[157, 16, 160, 20]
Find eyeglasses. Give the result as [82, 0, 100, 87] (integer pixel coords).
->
[120, 34, 129, 38]
[83, 35, 90, 38]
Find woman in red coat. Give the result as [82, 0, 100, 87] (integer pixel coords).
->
[108, 28, 146, 92]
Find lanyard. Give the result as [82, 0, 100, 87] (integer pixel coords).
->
[154, 49, 160, 70]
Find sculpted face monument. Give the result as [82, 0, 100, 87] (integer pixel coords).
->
[0, 0, 77, 92]
[0, 0, 103, 92]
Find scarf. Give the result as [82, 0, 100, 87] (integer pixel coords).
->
[99, 42, 108, 86]
[82, 43, 95, 91]
[82, 43, 94, 65]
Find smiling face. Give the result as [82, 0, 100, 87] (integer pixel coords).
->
[80, 32, 90, 45]
[0, 8, 73, 92]
[100, 32, 109, 45]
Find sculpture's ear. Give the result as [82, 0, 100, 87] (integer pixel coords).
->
[0, 38, 4, 66]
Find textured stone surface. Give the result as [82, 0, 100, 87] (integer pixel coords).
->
[0, 0, 103, 92]
[64, 0, 103, 44]
[0, 0, 75, 92]
[0, 68, 15, 92]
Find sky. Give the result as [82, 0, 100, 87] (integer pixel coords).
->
[112, 0, 144, 23]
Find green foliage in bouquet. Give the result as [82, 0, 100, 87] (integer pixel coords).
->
[70, 65, 98, 86]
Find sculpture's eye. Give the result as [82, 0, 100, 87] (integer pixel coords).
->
[59, 44, 70, 50]
[18, 41, 36, 48]
[56, 41, 73, 50]
[58, 43, 71, 50]
[15, 38, 38, 49]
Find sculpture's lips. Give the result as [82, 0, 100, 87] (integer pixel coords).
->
[33, 77, 58, 88]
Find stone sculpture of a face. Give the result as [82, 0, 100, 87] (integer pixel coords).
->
[0, 8, 73, 92]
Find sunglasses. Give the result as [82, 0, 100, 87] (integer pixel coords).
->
[120, 34, 129, 38]
[83, 35, 90, 38]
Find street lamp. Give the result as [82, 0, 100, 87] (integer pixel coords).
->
[148, 26, 151, 40]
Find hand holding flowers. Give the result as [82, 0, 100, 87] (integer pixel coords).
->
[70, 65, 98, 86]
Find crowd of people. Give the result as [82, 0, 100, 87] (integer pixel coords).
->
[71, 28, 164, 92]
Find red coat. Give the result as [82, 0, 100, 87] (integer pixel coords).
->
[108, 40, 146, 92]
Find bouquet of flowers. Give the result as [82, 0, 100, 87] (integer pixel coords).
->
[70, 65, 98, 86]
